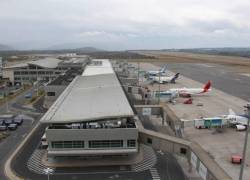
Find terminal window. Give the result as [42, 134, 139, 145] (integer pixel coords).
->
[180, 148, 187, 155]
[14, 71, 21, 75]
[51, 141, 84, 149]
[127, 140, 136, 147]
[147, 138, 152, 144]
[47, 92, 56, 96]
[89, 140, 123, 148]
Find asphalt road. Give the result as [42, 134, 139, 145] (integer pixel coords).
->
[0, 115, 38, 179]
[0, 86, 44, 180]
[168, 63, 250, 100]
[10, 120, 186, 180]
[8, 90, 186, 180]
[1, 78, 187, 180]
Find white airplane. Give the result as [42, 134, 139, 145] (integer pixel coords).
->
[169, 80, 211, 97]
[151, 73, 180, 84]
[222, 109, 249, 130]
[145, 65, 168, 78]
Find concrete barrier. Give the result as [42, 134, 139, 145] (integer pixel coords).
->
[139, 128, 190, 158]
[134, 104, 176, 136]
[161, 104, 183, 137]
[134, 104, 231, 180]
[138, 128, 232, 180]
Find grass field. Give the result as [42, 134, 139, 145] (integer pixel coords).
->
[131, 51, 250, 74]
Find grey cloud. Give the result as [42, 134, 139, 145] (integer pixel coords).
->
[0, 0, 250, 50]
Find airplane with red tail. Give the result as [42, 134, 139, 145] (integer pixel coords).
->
[169, 80, 211, 97]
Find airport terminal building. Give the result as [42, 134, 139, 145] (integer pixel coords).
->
[41, 59, 139, 157]
[2, 57, 89, 85]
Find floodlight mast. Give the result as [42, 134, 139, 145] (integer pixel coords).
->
[239, 103, 250, 180]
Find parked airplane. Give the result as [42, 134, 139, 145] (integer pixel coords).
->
[169, 80, 211, 97]
[151, 73, 180, 84]
[222, 109, 249, 130]
[145, 65, 168, 78]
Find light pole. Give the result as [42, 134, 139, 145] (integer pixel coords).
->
[239, 103, 250, 180]
[157, 72, 161, 104]
[44, 167, 53, 180]
[137, 62, 140, 86]
[36, 65, 39, 97]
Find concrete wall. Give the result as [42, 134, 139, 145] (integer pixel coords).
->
[2, 69, 14, 83]
[134, 105, 162, 116]
[44, 85, 67, 108]
[133, 104, 231, 180]
[190, 142, 232, 180]
[162, 104, 183, 137]
[139, 129, 190, 158]
[138, 128, 232, 180]
[120, 78, 138, 86]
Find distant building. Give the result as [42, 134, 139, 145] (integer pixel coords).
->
[41, 59, 138, 157]
[2, 56, 90, 85]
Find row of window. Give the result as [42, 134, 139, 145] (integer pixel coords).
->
[51, 140, 136, 149]
[89, 140, 123, 148]
[47, 92, 56, 96]
[14, 77, 34, 81]
[14, 71, 54, 75]
[51, 141, 85, 149]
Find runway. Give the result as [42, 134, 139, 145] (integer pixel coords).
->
[168, 63, 250, 100]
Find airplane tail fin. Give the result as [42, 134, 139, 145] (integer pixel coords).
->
[203, 80, 211, 92]
[170, 73, 180, 83]
[160, 65, 168, 73]
[229, 108, 236, 115]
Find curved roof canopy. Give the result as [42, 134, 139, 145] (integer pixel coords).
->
[4, 58, 61, 69]
[40, 73, 134, 124]
[28, 58, 62, 69]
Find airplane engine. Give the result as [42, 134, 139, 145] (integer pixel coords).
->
[236, 124, 246, 131]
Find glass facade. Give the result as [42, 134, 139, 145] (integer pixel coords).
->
[51, 141, 85, 149]
[127, 140, 136, 147]
[89, 140, 123, 148]
[50, 140, 137, 149]
[47, 92, 56, 96]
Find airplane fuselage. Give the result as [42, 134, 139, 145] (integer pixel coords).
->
[152, 76, 174, 83]
[227, 115, 248, 125]
[170, 88, 209, 95]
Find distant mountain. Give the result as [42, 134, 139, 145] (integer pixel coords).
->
[74, 46, 104, 52]
[0, 44, 14, 51]
[175, 47, 250, 58]
[46, 43, 104, 52]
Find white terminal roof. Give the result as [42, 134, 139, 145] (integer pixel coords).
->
[4, 57, 61, 69]
[41, 60, 134, 124]
[28, 58, 62, 69]
[60, 58, 88, 64]
[4, 62, 28, 69]
[82, 59, 114, 76]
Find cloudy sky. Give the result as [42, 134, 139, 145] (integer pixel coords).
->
[1, 0, 250, 50]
